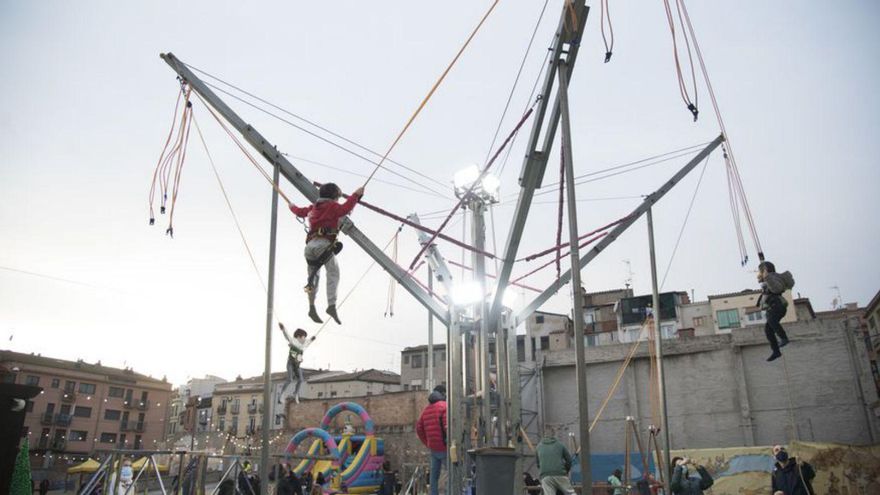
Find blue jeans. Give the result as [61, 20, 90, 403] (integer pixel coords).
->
[430, 451, 446, 495]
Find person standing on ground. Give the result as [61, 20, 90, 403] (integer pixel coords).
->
[608, 468, 624, 495]
[536, 426, 575, 495]
[771, 445, 815, 495]
[416, 385, 447, 495]
[38, 478, 50, 495]
[669, 457, 713, 495]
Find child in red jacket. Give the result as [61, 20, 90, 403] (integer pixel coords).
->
[289, 183, 364, 324]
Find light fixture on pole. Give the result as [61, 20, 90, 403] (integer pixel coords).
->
[453, 165, 501, 203]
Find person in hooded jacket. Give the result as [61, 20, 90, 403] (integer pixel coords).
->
[289, 183, 364, 324]
[757, 261, 792, 361]
[669, 457, 713, 495]
[771, 445, 815, 495]
[535, 426, 575, 495]
[416, 385, 448, 495]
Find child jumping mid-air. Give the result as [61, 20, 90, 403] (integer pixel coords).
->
[289, 182, 364, 324]
[279, 323, 314, 404]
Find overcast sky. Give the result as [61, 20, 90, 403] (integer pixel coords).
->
[1, 1, 878, 387]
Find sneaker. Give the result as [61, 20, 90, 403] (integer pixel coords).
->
[326, 305, 342, 324]
[767, 351, 782, 362]
[308, 305, 323, 323]
[779, 337, 790, 348]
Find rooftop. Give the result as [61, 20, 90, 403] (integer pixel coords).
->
[403, 343, 447, 353]
[309, 369, 400, 385]
[0, 349, 170, 387]
[707, 289, 761, 300]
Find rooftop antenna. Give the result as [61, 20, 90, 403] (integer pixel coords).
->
[830, 285, 843, 310]
[623, 259, 634, 289]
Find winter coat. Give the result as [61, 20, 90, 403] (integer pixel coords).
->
[536, 437, 572, 478]
[416, 391, 447, 452]
[290, 195, 361, 238]
[670, 465, 713, 495]
[276, 473, 303, 495]
[772, 458, 815, 495]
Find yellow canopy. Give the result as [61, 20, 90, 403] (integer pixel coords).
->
[67, 459, 101, 474]
[130, 456, 170, 472]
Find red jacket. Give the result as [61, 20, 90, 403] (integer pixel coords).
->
[416, 392, 447, 453]
[290, 194, 362, 237]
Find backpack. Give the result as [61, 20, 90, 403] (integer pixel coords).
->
[779, 270, 795, 290]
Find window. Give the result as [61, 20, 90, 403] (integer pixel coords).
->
[104, 410, 121, 421]
[74, 406, 92, 418]
[275, 415, 281, 426]
[535, 315, 545, 324]
[79, 383, 97, 395]
[46, 403, 56, 414]
[403, 355, 409, 365]
[693, 316, 706, 327]
[411, 354, 423, 369]
[540, 336, 550, 350]
[440, 352, 446, 362]
[134, 434, 142, 449]
[868, 315, 876, 330]
[64, 380, 76, 392]
[746, 310, 766, 323]
[26, 401, 35, 413]
[317, 392, 324, 398]
[330, 391, 337, 398]
[26, 375, 40, 386]
[119, 434, 127, 446]
[60, 404, 71, 415]
[68, 430, 88, 442]
[516, 339, 526, 362]
[51, 378, 60, 388]
[218, 418, 225, 432]
[108, 387, 125, 398]
[717, 309, 741, 329]
[100, 433, 117, 444]
[403, 385, 409, 391]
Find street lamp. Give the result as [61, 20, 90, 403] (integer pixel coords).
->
[453, 165, 500, 203]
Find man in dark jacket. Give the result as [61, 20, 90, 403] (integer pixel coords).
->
[757, 261, 791, 361]
[416, 385, 447, 495]
[275, 464, 303, 495]
[670, 457, 713, 495]
[771, 445, 815, 495]
[535, 427, 575, 495]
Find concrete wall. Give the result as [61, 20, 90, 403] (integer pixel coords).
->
[535, 315, 879, 453]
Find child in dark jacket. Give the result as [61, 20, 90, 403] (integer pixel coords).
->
[289, 183, 364, 324]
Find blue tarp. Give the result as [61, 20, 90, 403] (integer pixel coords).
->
[569, 453, 657, 484]
[716, 454, 774, 476]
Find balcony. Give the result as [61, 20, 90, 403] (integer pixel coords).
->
[54, 413, 72, 427]
[61, 391, 76, 403]
[245, 426, 256, 435]
[247, 403, 258, 414]
[135, 422, 146, 433]
[137, 401, 150, 411]
[230, 404, 240, 414]
[50, 438, 66, 451]
[123, 399, 136, 409]
[216, 404, 227, 415]
[120, 420, 132, 432]
[40, 412, 54, 425]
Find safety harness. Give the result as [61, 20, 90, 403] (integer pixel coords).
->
[304, 227, 344, 293]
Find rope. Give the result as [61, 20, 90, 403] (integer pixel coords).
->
[185, 63, 453, 196]
[363, 0, 501, 186]
[510, 231, 608, 285]
[678, 0, 763, 259]
[554, 140, 566, 279]
[164, 93, 195, 238]
[600, 0, 615, 63]
[482, 0, 552, 167]
[446, 260, 542, 294]
[406, 106, 536, 270]
[149, 87, 184, 224]
[659, 154, 711, 289]
[517, 215, 629, 262]
[661, 0, 699, 121]
[384, 231, 399, 317]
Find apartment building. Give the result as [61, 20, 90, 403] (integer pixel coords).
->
[307, 369, 402, 399]
[0, 350, 172, 457]
[707, 289, 797, 333]
[400, 344, 446, 391]
[524, 311, 573, 364]
[583, 288, 633, 346]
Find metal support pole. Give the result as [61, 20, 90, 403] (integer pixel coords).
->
[496, 313, 509, 446]
[471, 199, 492, 445]
[558, 60, 592, 492]
[447, 311, 464, 495]
[428, 266, 435, 391]
[646, 207, 672, 490]
[259, 162, 280, 495]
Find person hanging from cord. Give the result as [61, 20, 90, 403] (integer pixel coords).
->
[289, 182, 365, 324]
[756, 261, 795, 362]
[278, 323, 314, 405]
